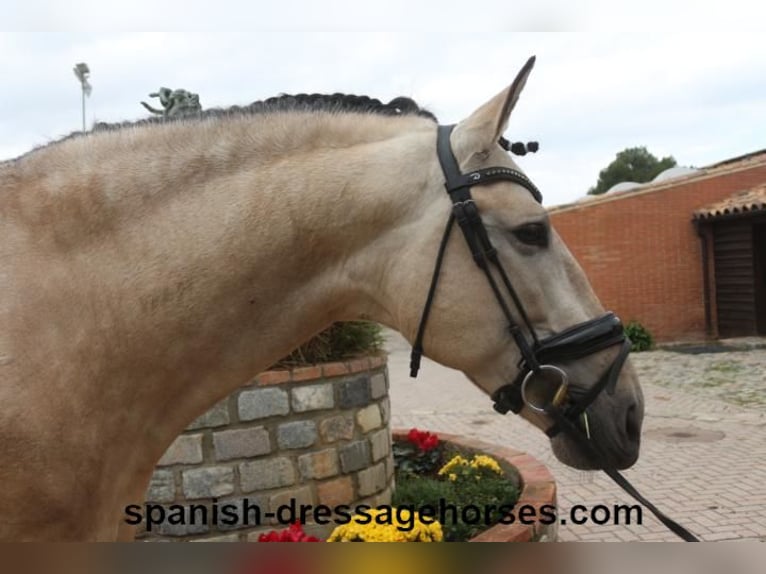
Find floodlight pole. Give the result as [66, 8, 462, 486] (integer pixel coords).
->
[73, 63, 91, 132]
[81, 85, 86, 131]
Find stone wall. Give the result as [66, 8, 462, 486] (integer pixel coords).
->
[139, 356, 391, 541]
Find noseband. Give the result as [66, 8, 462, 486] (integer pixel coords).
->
[409, 124, 699, 542]
[410, 124, 631, 437]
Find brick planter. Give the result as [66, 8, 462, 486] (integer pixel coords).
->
[392, 430, 558, 542]
[140, 355, 391, 541]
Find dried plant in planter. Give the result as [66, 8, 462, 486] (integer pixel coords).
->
[271, 321, 384, 368]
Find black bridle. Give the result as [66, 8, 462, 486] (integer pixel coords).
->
[409, 124, 699, 542]
[410, 124, 631, 427]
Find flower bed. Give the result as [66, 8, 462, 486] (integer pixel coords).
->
[422, 431, 557, 542]
[388, 429, 518, 541]
[255, 429, 557, 543]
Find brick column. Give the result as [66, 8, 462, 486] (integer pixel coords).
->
[139, 356, 392, 541]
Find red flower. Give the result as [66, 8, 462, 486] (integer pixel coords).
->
[407, 428, 423, 443]
[420, 433, 439, 451]
[258, 522, 321, 542]
[406, 428, 439, 452]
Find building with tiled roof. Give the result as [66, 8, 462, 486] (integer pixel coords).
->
[548, 150, 766, 341]
[693, 183, 766, 221]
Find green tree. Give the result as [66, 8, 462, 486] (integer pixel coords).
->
[588, 147, 677, 195]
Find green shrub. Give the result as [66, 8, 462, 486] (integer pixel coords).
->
[392, 471, 519, 541]
[391, 476, 455, 511]
[272, 321, 383, 367]
[392, 444, 520, 542]
[446, 476, 519, 541]
[624, 320, 654, 352]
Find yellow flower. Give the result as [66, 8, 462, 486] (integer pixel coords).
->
[327, 508, 443, 543]
[437, 454, 469, 476]
[438, 454, 503, 479]
[471, 454, 503, 475]
[470, 455, 503, 475]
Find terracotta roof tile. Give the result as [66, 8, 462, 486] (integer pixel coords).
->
[549, 151, 766, 214]
[693, 183, 766, 220]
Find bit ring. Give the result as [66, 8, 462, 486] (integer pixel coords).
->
[520, 364, 569, 413]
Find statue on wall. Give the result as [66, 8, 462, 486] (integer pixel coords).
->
[141, 87, 202, 118]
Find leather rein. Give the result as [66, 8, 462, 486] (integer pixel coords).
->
[409, 124, 699, 542]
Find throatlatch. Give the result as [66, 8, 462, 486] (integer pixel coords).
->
[408, 124, 699, 542]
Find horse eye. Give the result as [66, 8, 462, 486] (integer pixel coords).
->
[512, 223, 548, 247]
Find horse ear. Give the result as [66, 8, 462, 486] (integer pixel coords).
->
[453, 56, 535, 157]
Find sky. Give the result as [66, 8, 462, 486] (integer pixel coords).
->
[2, 2, 765, 207]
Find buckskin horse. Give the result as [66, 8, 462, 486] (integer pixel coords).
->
[0, 58, 645, 541]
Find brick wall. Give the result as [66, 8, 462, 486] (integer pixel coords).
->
[139, 356, 392, 542]
[550, 159, 766, 341]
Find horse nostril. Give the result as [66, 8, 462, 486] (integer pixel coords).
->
[625, 403, 641, 444]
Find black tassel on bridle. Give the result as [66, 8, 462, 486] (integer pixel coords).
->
[499, 137, 539, 156]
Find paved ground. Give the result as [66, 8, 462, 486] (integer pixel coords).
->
[385, 330, 766, 542]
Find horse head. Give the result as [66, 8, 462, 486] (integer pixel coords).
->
[389, 58, 644, 470]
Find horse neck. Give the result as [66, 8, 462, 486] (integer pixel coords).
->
[5, 112, 438, 434]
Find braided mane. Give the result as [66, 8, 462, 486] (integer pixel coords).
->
[93, 93, 438, 132]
